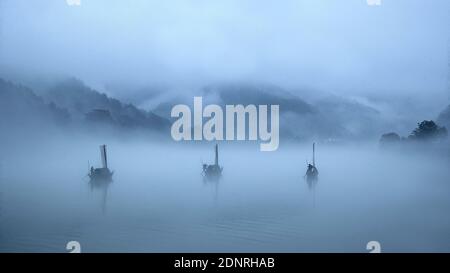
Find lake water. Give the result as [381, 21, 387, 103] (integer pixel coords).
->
[1, 139, 449, 252]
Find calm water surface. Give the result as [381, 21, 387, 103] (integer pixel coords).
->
[1, 141, 449, 252]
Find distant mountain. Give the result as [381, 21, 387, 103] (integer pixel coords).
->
[44, 78, 170, 131]
[204, 83, 314, 115]
[202, 83, 318, 141]
[150, 82, 382, 142]
[0, 78, 70, 129]
[0, 77, 170, 137]
[438, 105, 450, 130]
[1, 76, 388, 142]
[312, 95, 382, 139]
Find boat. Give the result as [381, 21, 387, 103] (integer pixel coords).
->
[305, 143, 319, 185]
[89, 145, 113, 182]
[202, 144, 223, 179]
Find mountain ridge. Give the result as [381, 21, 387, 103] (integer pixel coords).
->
[0, 77, 170, 135]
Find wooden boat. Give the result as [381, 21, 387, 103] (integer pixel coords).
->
[305, 143, 319, 184]
[202, 144, 223, 179]
[89, 145, 113, 182]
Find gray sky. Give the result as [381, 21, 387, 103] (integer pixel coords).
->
[0, 0, 449, 97]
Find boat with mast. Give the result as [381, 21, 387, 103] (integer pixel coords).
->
[305, 143, 319, 184]
[202, 144, 223, 179]
[89, 144, 113, 182]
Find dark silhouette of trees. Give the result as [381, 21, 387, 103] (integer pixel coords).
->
[380, 132, 401, 146]
[379, 120, 448, 148]
[408, 120, 447, 141]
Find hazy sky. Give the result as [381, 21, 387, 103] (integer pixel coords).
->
[0, 0, 449, 97]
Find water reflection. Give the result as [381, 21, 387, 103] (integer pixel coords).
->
[304, 162, 318, 208]
[306, 176, 318, 190]
[88, 179, 111, 213]
[203, 175, 220, 201]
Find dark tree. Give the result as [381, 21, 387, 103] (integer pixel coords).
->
[408, 120, 447, 141]
[380, 132, 401, 146]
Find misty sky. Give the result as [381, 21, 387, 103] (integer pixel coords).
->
[0, 0, 449, 97]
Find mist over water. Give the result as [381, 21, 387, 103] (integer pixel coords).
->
[1, 136, 449, 253]
[1, 0, 450, 253]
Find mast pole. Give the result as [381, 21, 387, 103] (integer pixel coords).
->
[104, 145, 108, 169]
[100, 145, 108, 169]
[313, 143, 315, 167]
[215, 144, 218, 166]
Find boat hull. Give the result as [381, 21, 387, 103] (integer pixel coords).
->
[89, 167, 113, 182]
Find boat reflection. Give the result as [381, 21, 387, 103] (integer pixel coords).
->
[203, 176, 220, 201]
[89, 179, 111, 213]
